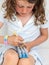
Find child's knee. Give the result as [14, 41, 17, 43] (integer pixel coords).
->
[18, 58, 32, 65]
[4, 49, 19, 61]
[18, 55, 35, 65]
[29, 55, 36, 65]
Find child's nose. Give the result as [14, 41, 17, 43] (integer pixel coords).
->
[22, 8, 27, 13]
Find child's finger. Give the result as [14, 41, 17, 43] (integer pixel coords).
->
[18, 36, 24, 41]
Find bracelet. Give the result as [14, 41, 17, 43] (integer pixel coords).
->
[4, 35, 8, 45]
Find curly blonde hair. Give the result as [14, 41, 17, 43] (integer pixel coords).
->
[2, 0, 46, 25]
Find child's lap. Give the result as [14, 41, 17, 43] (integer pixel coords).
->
[0, 44, 42, 65]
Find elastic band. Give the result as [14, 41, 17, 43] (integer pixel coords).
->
[4, 35, 8, 45]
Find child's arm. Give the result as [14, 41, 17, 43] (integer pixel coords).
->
[0, 22, 23, 45]
[0, 34, 23, 46]
[0, 22, 3, 28]
[24, 28, 48, 52]
[0, 22, 4, 43]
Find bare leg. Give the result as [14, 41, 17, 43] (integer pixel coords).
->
[2, 49, 19, 65]
[18, 55, 36, 65]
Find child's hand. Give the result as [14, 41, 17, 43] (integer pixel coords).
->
[24, 43, 31, 52]
[8, 35, 24, 46]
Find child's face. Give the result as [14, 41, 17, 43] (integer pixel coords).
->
[16, 0, 35, 17]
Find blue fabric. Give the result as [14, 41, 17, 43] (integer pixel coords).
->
[16, 46, 29, 58]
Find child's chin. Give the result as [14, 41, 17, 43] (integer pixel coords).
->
[20, 14, 27, 17]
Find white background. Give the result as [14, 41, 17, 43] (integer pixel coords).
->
[0, 0, 49, 65]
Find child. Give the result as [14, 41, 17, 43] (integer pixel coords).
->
[0, 0, 48, 65]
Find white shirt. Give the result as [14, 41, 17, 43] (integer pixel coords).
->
[0, 9, 49, 42]
[0, 9, 49, 65]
